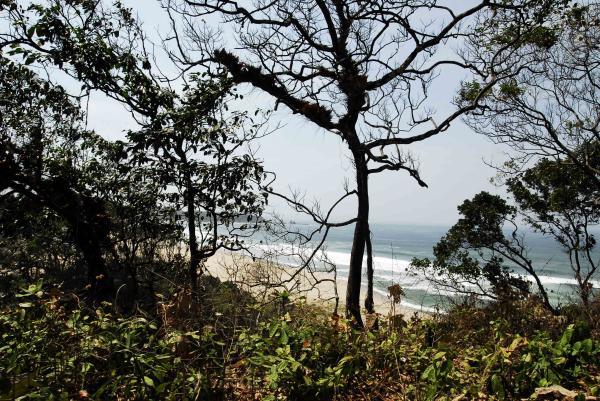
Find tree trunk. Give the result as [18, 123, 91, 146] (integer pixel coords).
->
[185, 174, 200, 291]
[529, 270, 556, 315]
[66, 194, 115, 299]
[365, 226, 375, 314]
[346, 149, 369, 327]
[571, 250, 591, 310]
[75, 227, 113, 298]
[6, 168, 115, 299]
[577, 275, 591, 312]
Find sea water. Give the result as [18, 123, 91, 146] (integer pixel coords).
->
[252, 223, 600, 312]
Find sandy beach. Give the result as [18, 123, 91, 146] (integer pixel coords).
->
[204, 250, 424, 318]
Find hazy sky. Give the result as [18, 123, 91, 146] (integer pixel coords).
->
[85, 1, 509, 227]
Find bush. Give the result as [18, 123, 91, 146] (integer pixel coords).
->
[1, 283, 599, 400]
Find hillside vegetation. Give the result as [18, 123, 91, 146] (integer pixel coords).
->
[1, 280, 599, 400]
[1, 0, 600, 399]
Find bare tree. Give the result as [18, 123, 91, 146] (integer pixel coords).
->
[164, 0, 562, 325]
[461, 2, 600, 186]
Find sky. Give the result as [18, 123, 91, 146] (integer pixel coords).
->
[85, 0, 509, 227]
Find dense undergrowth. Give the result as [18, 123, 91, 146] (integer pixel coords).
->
[1, 280, 599, 401]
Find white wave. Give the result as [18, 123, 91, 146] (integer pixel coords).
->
[372, 288, 438, 313]
[324, 250, 412, 272]
[248, 242, 600, 309]
[523, 274, 600, 288]
[252, 243, 413, 273]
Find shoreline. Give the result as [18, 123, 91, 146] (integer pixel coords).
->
[204, 250, 430, 318]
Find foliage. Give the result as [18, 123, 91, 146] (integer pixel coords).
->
[1, 283, 599, 401]
[0, 0, 267, 297]
[1, 0, 172, 117]
[410, 192, 545, 307]
[0, 55, 119, 293]
[463, 1, 600, 188]
[506, 144, 600, 306]
[128, 73, 267, 284]
[2, 288, 206, 399]
[0, 1, 599, 400]
[412, 141, 600, 313]
[507, 144, 600, 228]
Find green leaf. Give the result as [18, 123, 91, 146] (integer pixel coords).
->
[143, 376, 154, 387]
[559, 325, 574, 347]
[433, 351, 446, 360]
[422, 365, 436, 381]
[491, 374, 505, 400]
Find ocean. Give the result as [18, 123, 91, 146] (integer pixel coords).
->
[252, 223, 600, 312]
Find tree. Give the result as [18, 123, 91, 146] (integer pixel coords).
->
[413, 143, 600, 313]
[79, 135, 186, 300]
[452, 2, 600, 311]
[0, 56, 115, 295]
[507, 143, 600, 309]
[0, 188, 79, 283]
[164, 0, 565, 325]
[0, 54, 190, 300]
[410, 191, 555, 312]
[461, 2, 600, 186]
[128, 75, 267, 290]
[0, 0, 269, 294]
